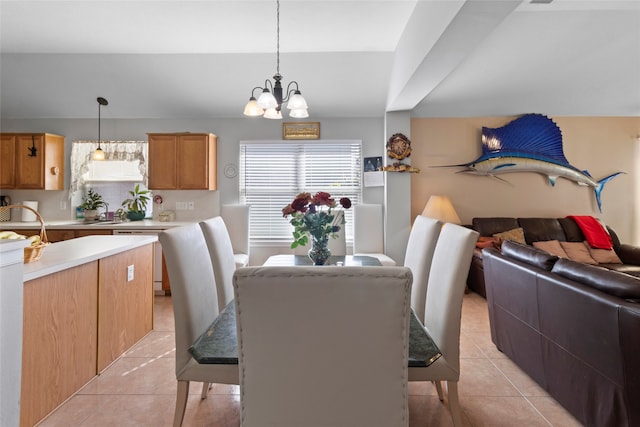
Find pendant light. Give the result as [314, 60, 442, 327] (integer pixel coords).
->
[243, 0, 308, 119]
[93, 97, 108, 160]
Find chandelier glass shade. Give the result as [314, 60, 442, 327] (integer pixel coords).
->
[243, 0, 308, 119]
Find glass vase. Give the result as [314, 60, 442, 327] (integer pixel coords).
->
[308, 235, 331, 265]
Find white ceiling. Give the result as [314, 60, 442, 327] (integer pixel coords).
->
[1, 0, 638, 120]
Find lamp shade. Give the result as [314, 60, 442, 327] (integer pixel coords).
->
[287, 92, 308, 109]
[421, 195, 461, 224]
[243, 98, 264, 116]
[289, 108, 309, 118]
[263, 108, 282, 119]
[257, 90, 278, 109]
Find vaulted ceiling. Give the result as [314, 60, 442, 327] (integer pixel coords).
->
[1, 0, 638, 119]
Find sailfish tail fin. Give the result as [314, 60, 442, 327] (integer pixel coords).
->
[594, 172, 624, 212]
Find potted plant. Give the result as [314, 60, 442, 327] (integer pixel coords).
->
[121, 184, 150, 221]
[79, 188, 107, 220]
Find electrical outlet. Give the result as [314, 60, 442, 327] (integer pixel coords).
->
[187, 202, 194, 210]
[127, 265, 134, 282]
[59, 201, 67, 210]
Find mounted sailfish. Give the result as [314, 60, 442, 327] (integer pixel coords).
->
[454, 114, 623, 212]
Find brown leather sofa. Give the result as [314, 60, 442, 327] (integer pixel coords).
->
[483, 241, 640, 427]
[467, 217, 640, 297]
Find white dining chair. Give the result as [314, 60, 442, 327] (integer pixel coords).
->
[404, 215, 443, 325]
[353, 204, 397, 266]
[408, 223, 479, 426]
[159, 224, 239, 427]
[199, 216, 237, 312]
[220, 204, 250, 268]
[234, 265, 413, 427]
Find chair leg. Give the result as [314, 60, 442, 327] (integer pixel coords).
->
[201, 382, 211, 399]
[446, 381, 462, 427]
[433, 380, 444, 401]
[173, 380, 190, 427]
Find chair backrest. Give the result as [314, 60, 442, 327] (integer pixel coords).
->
[220, 204, 250, 256]
[234, 266, 412, 427]
[199, 217, 237, 311]
[293, 210, 347, 256]
[403, 215, 442, 325]
[159, 224, 220, 375]
[424, 223, 479, 373]
[353, 203, 384, 253]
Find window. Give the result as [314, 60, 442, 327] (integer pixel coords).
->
[240, 140, 362, 243]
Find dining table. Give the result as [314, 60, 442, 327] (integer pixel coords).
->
[189, 254, 442, 368]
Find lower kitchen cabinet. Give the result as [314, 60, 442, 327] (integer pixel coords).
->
[98, 244, 153, 371]
[21, 262, 99, 427]
[21, 243, 154, 426]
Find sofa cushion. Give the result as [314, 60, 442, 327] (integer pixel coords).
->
[551, 258, 640, 300]
[533, 240, 569, 258]
[587, 246, 623, 264]
[558, 218, 585, 242]
[517, 218, 566, 244]
[501, 240, 558, 271]
[493, 227, 526, 245]
[560, 241, 598, 265]
[472, 217, 519, 237]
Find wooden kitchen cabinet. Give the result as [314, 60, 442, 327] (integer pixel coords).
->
[147, 132, 217, 190]
[0, 133, 65, 190]
[21, 261, 99, 427]
[97, 244, 153, 371]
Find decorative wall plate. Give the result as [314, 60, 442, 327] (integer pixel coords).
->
[224, 163, 238, 178]
[386, 133, 412, 160]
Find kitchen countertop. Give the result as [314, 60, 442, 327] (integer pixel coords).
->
[23, 235, 158, 282]
[0, 219, 196, 230]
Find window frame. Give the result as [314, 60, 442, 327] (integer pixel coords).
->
[239, 139, 363, 244]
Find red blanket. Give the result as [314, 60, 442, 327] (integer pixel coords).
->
[567, 215, 612, 249]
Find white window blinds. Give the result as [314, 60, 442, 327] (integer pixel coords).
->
[239, 140, 362, 242]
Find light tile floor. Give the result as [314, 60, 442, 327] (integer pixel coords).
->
[39, 292, 582, 427]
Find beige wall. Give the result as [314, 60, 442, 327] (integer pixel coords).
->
[411, 116, 640, 244]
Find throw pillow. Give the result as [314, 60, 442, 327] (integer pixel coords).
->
[587, 246, 623, 264]
[493, 227, 526, 245]
[533, 240, 569, 258]
[476, 236, 501, 249]
[559, 241, 598, 265]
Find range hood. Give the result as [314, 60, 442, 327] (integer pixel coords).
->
[83, 159, 144, 182]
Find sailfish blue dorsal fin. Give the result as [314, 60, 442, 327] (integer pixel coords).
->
[481, 114, 568, 164]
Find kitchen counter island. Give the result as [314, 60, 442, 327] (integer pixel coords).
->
[20, 235, 157, 427]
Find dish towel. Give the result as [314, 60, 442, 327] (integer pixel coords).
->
[567, 215, 612, 249]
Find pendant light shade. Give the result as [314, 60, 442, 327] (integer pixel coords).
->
[93, 97, 108, 160]
[243, 0, 308, 119]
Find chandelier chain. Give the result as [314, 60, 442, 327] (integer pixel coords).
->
[276, 0, 280, 75]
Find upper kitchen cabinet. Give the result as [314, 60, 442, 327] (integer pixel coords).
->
[0, 133, 65, 190]
[147, 133, 217, 190]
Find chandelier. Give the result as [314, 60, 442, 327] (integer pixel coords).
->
[243, 0, 308, 119]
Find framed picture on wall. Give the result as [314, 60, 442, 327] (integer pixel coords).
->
[283, 122, 320, 140]
[364, 156, 384, 187]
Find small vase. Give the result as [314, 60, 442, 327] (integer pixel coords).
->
[308, 236, 331, 265]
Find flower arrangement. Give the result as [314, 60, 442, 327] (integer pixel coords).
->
[282, 191, 352, 250]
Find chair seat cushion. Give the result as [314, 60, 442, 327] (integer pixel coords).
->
[353, 252, 397, 266]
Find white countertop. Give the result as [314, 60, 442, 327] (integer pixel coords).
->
[0, 219, 195, 230]
[23, 235, 158, 282]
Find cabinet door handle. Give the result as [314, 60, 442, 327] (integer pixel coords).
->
[50, 166, 60, 175]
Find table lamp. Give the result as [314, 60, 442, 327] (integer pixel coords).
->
[421, 195, 461, 224]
